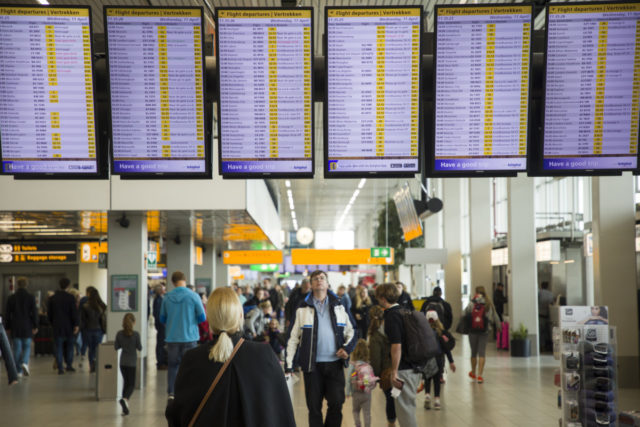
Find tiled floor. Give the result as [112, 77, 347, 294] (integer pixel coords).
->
[2, 331, 639, 427]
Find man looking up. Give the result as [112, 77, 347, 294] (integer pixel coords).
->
[160, 271, 206, 400]
[286, 270, 356, 427]
[376, 283, 422, 427]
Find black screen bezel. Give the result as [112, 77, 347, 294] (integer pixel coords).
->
[427, 3, 534, 178]
[324, 5, 423, 179]
[0, 4, 106, 179]
[538, 0, 640, 176]
[215, 7, 315, 179]
[104, 5, 212, 179]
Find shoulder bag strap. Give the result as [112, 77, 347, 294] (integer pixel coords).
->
[188, 338, 245, 427]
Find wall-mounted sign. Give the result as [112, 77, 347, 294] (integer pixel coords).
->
[147, 251, 157, 269]
[223, 250, 283, 265]
[0, 243, 77, 263]
[250, 264, 280, 272]
[195, 278, 211, 296]
[80, 242, 107, 263]
[195, 246, 203, 266]
[292, 249, 394, 266]
[110, 275, 138, 312]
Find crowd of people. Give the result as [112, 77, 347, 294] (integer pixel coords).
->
[1, 270, 517, 427]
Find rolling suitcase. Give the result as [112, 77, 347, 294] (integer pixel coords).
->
[496, 321, 509, 350]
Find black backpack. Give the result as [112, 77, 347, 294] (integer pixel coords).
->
[401, 309, 440, 369]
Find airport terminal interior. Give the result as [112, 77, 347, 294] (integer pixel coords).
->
[1, 0, 640, 426]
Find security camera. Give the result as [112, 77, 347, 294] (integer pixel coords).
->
[117, 214, 130, 228]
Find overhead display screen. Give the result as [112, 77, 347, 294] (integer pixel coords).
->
[543, 2, 640, 172]
[0, 6, 98, 176]
[325, 7, 422, 177]
[433, 5, 532, 175]
[105, 7, 208, 176]
[216, 8, 313, 177]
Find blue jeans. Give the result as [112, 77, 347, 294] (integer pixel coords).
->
[80, 330, 88, 356]
[85, 329, 103, 366]
[54, 336, 74, 372]
[13, 337, 32, 372]
[167, 341, 197, 395]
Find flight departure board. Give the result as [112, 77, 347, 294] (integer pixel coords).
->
[543, 2, 640, 172]
[325, 7, 422, 177]
[217, 8, 313, 178]
[105, 7, 208, 176]
[0, 6, 98, 176]
[432, 5, 532, 175]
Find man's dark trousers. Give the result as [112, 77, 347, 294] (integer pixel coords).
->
[303, 360, 345, 427]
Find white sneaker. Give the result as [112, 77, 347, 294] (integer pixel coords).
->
[21, 363, 30, 376]
[424, 394, 431, 410]
[434, 398, 441, 410]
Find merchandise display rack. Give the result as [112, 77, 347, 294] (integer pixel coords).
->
[554, 324, 618, 427]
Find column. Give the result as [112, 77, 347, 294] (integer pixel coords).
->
[107, 211, 148, 389]
[166, 234, 194, 290]
[443, 178, 463, 321]
[469, 178, 492, 290]
[194, 244, 215, 295]
[214, 245, 229, 288]
[591, 175, 639, 387]
[507, 176, 539, 356]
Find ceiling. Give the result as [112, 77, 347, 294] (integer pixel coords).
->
[1, 0, 569, 247]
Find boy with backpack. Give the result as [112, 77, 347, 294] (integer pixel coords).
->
[346, 339, 378, 427]
[418, 310, 456, 410]
[420, 286, 453, 330]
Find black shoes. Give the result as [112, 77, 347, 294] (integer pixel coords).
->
[119, 398, 130, 415]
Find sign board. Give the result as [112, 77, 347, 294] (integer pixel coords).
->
[80, 242, 107, 263]
[392, 182, 423, 242]
[491, 247, 508, 266]
[370, 247, 391, 258]
[223, 250, 283, 265]
[0, 243, 77, 263]
[110, 275, 138, 312]
[98, 252, 108, 269]
[250, 264, 280, 272]
[585, 232, 594, 257]
[291, 249, 394, 266]
[195, 278, 211, 296]
[147, 251, 157, 269]
[558, 306, 609, 327]
[405, 248, 448, 265]
[195, 246, 203, 266]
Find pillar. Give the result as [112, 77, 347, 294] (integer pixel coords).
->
[166, 234, 194, 290]
[507, 176, 539, 356]
[214, 245, 229, 288]
[443, 178, 463, 321]
[107, 211, 148, 389]
[592, 175, 639, 387]
[194, 244, 215, 296]
[469, 178, 493, 290]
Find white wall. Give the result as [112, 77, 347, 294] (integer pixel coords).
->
[78, 262, 108, 301]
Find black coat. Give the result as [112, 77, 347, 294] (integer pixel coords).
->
[166, 335, 296, 427]
[5, 288, 38, 338]
[47, 290, 79, 338]
[398, 291, 415, 311]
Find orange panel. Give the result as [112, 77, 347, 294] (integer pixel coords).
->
[291, 249, 394, 265]
[223, 250, 283, 265]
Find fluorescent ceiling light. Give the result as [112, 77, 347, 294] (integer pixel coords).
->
[285, 180, 291, 188]
[353, 189, 360, 198]
[358, 178, 366, 189]
[291, 211, 296, 219]
[287, 189, 292, 198]
[37, 0, 49, 4]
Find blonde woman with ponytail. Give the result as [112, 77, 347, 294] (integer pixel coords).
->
[166, 287, 295, 427]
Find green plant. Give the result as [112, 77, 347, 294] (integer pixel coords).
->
[511, 323, 529, 340]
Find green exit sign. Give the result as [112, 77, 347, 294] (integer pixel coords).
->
[250, 264, 279, 272]
[370, 247, 391, 258]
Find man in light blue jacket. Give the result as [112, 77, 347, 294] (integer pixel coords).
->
[160, 271, 205, 399]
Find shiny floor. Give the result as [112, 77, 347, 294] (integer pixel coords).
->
[2, 328, 639, 427]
